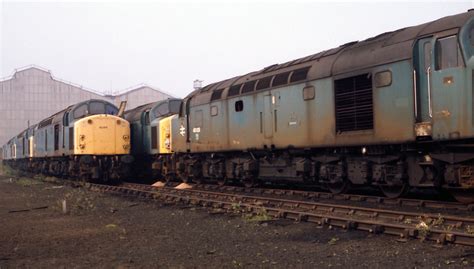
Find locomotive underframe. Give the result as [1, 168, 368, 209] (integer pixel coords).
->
[161, 139, 474, 199]
[126, 154, 166, 183]
[3, 154, 132, 183]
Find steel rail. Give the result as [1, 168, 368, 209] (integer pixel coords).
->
[195, 184, 473, 211]
[124, 182, 473, 212]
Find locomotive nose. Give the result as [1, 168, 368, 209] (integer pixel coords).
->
[74, 115, 130, 155]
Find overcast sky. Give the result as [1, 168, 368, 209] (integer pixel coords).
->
[1, 1, 472, 98]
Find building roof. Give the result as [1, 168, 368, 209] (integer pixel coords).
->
[0, 65, 172, 98]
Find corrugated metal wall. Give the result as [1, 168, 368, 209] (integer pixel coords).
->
[0, 67, 173, 146]
[112, 86, 172, 110]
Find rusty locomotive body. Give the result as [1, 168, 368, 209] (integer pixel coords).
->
[157, 11, 474, 202]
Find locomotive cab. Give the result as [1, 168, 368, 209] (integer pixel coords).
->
[150, 98, 181, 154]
[124, 98, 181, 181]
[413, 15, 474, 140]
[64, 100, 131, 155]
[17, 99, 134, 182]
[410, 15, 474, 202]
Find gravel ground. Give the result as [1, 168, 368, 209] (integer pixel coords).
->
[0, 171, 474, 268]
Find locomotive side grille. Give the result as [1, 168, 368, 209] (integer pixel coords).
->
[334, 74, 373, 133]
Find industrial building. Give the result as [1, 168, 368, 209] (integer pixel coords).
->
[0, 65, 173, 147]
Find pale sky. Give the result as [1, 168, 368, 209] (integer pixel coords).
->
[1, 1, 472, 98]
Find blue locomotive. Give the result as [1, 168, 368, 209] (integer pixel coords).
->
[163, 11, 474, 202]
[124, 98, 181, 182]
[2, 99, 133, 182]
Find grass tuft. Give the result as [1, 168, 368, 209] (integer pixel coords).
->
[243, 208, 272, 222]
[16, 177, 41, 187]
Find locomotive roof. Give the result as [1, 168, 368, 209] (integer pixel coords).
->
[124, 102, 158, 122]
[187, 10, 473, 104]
[124, 98, 182, 122]
[69, 99, 117, 111]
[36, 99, 117, 129]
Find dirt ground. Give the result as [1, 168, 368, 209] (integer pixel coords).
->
[1, 171, 474, 268]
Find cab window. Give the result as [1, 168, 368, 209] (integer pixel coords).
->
[89, 102, 105, 114]
[179, 102, 185, 117]
[154, 103, 169, 118]
[73, 104, 88, 119]
[106, 104, 118, 115]
[63, 111, 70, 126]
[145, 111, 150, 125]
[169, 100, 181, 114]
[436, 35, 462, 70]
[153, 100, 181, 118]
[470, 26, 474, 47]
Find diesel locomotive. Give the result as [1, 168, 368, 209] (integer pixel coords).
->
[161, 11, 474, 202]
[124, 98, 181, 181]
[2, 99, 133, 182]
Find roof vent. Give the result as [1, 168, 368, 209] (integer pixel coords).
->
[193, 79, 203, 90]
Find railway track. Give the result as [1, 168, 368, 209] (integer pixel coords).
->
[191, 183, 474, 212]
[81, 181, 474, 247]
[124, 182, 473, 212]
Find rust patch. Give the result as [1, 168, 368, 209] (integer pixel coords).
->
[435, 110, 451, 118]
[443, 76, 454, 85]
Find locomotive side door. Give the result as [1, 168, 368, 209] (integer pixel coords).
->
[414, 37, 434, 134]
[263, 94, 273, 138]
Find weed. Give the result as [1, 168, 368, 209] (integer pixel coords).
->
[43, 176, 58, 183]
[415, 221, 430, 240]
[328, 237, 339, 245]
[105, 224, 118, 229]
[232, 260, 242, 268]
[1, 163, 17, 176]
[244, 208, 272, 222]
[432, 214, 445, 226]
[231, 202, 243, 213]
[466, 225, 474, 235]
[444, 224, 454, 232]
[16, 177, 41, 187]
[54, 190, 96, 214]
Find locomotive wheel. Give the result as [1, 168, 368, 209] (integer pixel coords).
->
[192, 177, 206, 184]
[243, 177, 258, 188]
[326, 180, 350, 194]
[448, 188, 474, 204]
[217, 177, 228, 186]
[102, 171, 110, 183]
[179, 173, 191, 183]
[379, 183, 408, 199]
[164, 174, 174, 183]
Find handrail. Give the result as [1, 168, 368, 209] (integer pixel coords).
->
[427, 66, 432, 118]
[413, 69, 417, 119]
